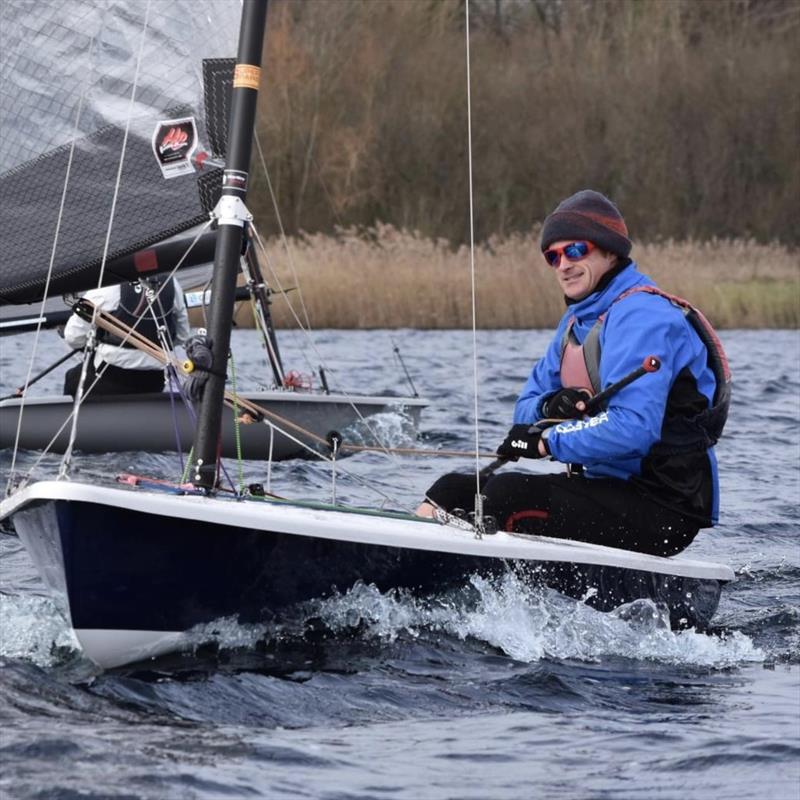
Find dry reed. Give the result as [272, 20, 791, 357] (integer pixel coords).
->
[231, 227, 799, 330]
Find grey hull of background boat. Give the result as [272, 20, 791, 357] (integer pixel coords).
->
[0, 392, 427, 459]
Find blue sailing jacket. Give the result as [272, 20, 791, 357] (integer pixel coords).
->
[513, 262, 720, 525]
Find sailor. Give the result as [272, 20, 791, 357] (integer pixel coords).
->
[416, 190, 730, 557]
[62, 275, 190, 396]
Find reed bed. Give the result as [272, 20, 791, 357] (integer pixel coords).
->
[236, 227, 798, 330]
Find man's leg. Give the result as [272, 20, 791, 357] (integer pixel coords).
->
[482, 472, 698, 556]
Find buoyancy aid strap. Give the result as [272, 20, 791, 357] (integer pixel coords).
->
[558, 318, 603, 395]
[582, 322, 603, 393]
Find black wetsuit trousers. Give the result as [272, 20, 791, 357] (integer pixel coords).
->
[63, 360, 165, 397]
[425, 470, 699, 557]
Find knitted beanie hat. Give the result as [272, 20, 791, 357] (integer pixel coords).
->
[540, 190, 632, 258]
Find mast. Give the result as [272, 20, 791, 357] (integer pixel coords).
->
[192, 0, 269, 489]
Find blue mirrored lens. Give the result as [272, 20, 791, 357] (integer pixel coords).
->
[544, 250, 560, 266]
[564, 242, 589, 260]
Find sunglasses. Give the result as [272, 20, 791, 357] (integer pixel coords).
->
[543, 241, 596, 268]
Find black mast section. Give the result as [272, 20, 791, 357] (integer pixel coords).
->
[192, 0, 269, 489]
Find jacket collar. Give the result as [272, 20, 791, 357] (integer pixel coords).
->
[565, 261, 655, 326]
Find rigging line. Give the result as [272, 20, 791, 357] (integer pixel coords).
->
[248, 224, 318, 378]
[73, 307, 412, 507]
[253, 132, 313, 332]
[248, 224, 401, 461]
[252, 132, 338, 386]
[245, 222, 348, 397]
[464, 0, 483, 507]
[21, 223, 212, 486]
[59, 0, 154, 474]
[15, 298, 417, 510]
[59, 215, 206, 474]
[251, 136, 416, 446]
[5, 40, 94, 497]
[239, 253, 285, 386]
[93, 0, 152, 294]
[56, 305, 337, 465]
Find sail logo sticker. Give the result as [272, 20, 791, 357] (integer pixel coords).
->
[159, 126, 189, 154]
[151, 117, 198, 179]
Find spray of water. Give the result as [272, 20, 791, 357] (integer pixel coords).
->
[1, 570, 764, 670]
[309, 572, 765, 669]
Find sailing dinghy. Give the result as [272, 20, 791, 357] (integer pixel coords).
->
[2, 478, 733, 669]
[0, 0, 734, 670]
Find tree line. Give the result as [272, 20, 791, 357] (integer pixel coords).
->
[249, 0, 800, 246]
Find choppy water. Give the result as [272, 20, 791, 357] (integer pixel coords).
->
[1, 328, 798, 800]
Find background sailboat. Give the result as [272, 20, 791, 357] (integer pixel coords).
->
[0, 0, 425, 460]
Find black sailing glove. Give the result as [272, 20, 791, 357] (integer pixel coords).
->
[542, 387, 592, 419]
[496, 423, 548, 461]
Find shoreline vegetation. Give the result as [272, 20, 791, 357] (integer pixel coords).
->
[225, 228, 799, 330]
[214, 1, 800, 331]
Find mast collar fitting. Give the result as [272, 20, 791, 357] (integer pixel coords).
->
[212, 195, 252, 228]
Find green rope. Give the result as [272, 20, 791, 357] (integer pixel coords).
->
[229, 351, 245, 494]
[181, 446, 194, 485]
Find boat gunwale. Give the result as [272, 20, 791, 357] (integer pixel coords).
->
[0, 391, 429, 409]
[0, 480, 736, 582]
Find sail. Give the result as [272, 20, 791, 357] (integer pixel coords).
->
[0, 0, 240, 305]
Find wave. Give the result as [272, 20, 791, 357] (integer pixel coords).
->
[0, 571, 767, 673]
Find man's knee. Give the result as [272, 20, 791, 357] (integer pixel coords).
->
[482, 472, 552, 533]
[425, 472, 481, 512]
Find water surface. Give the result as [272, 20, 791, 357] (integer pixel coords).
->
[1, 328, 798, 800]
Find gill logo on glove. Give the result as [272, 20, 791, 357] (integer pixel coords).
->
[511, 440, 528, 450]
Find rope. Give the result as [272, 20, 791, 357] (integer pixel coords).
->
[248, 224, 398, 459]
[78, 303, 499, 461]
[181, 446, 195, 485]
[5, 35, 93, 496]
[464, 0, 485, 535]
[253, 134, 313, 332]
[16, 222, 212, 488]
[166, 366, 186, 473]
[238, 250, 285, 387]
[229, 351, 245, 493]
[266, 425, 274, 494]
[58, 334, 96, 479]
[250, 135, 409, 458]
[93, 0, 152, 293]
[60, 0, 153, 475]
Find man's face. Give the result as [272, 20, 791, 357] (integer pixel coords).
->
[546, 240, 618, 300]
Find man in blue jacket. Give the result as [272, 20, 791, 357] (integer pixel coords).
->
[416, 190, 730, 557]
